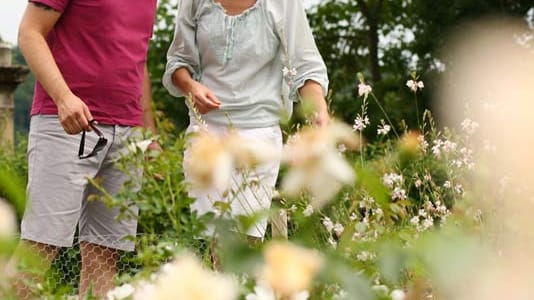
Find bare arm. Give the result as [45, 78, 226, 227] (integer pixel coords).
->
[299, 80, 330, 126]
[18, 3, 92, 134]
[172, 67, 220, 114]
[141, 64, 157, 135]
[141, 64, 161, 151]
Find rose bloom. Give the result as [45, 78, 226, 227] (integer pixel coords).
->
[261, 241, 323, 298]
[134, 253, 238, 300]
[282, 121, 359, 208]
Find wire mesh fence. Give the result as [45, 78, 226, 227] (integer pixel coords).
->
[6, 204, 289, 299]
[41, 240, 139, 297]
[8, 234, 179, 299]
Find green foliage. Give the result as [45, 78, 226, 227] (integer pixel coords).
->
[3, 2, 529, 299]
[307, 0, 533, 133]
[0, 136, 27, 216]
[146, 0, 190, 131]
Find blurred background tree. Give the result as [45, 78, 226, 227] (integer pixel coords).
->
[11, 0, 534, 136]
[308, 0, 533, 134]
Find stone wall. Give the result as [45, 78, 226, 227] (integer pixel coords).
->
[0, 42, 29, 144]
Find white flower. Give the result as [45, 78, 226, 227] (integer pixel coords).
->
[133, 253, 238, 300]
[358, 83, 373, 98]
[186, 130, 279, 191]
[333, 223, 345, 237]
[292, 290, 310, 300]
[0, 198, 17, 237]
[392, 188, 406, 201]
[391, 289, 407, 300]
[303, 204, 314, 217]
[406, 79, 424, 92]
[410, 216, 420, 225]
[422, 217, 434, 230]
[132, 281, 157, 300]
[432, 139, 442, 157]
[334, 289, 349, 300]
[377, 124, 391, 135]
[327, 236, 338, 248]
[455, 184, 464, 195]
[246, 282, 275, 300]
[451, 159, 463, 168]
[443, 181, 452, 189]
[107, 284, 135, 300]
[282, 121, 359, 208]
[374, 207, 384, 217]
[371, 285, 389, 296]
[383, 173, 403, 188]
[460, 118, 479, 135]
[127, 139, 154, 153]
[322, 217, 335, 232]
[436, 201, 448, 215]
[282, 66, 297, 77]
[353, 115, 370, 132]
[418, 209, 428, 218]
[442, 140, 457, 153]
[357, 251, 375, 261]
[247, 285, 309, 300]
[418, 135, 428, 152]
[414, 179, 423, 188]
[261, 241, 323, 298]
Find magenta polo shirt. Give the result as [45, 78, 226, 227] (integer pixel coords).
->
[30, 0, 157, 126]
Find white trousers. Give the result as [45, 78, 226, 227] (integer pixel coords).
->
[183, 122, 283, 237]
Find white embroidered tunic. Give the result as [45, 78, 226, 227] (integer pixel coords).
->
[163, 0, 328, 128]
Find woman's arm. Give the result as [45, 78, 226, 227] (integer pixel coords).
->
[18, 2, 93, 134]
[274, 0, 330, 125]
[162, 0, 219, 114]
[299, 80, 329, 126]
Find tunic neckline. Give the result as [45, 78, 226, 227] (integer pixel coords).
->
[209, 0, 261, 18]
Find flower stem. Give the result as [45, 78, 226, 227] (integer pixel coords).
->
[369, 93, 400, 139]
[415, 93, 421, 131]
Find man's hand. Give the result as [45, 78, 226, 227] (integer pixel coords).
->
[56, 93, 93, 134]
[19, 3, 91, 135]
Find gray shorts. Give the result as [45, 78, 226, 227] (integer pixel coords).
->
[21, 115, 143, 251]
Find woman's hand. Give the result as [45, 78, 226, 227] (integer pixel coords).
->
[172, 68, 220, 114]
[188, 80, 221, 114]
[313, 109, 330, 127]
[299, 80, 330, 127]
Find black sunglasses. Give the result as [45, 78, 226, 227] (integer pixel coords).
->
[78, 120, 108, 159]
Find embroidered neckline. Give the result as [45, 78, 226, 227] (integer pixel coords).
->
[210, 0, 261, 19]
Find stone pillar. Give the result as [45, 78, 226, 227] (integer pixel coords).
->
[0, 41, 29, 144]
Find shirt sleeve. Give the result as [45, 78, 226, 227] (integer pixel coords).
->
[162, 0, 201, 98]
[29, 0, 70, 12]
[274, 0, 329, 101]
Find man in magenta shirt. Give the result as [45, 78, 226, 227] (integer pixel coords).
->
[11, 0, 159, 298]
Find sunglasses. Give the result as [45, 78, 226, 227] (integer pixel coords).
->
[78, 120, 108, 159]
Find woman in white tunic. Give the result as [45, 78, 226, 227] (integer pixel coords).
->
[163, 0, 329, 238]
